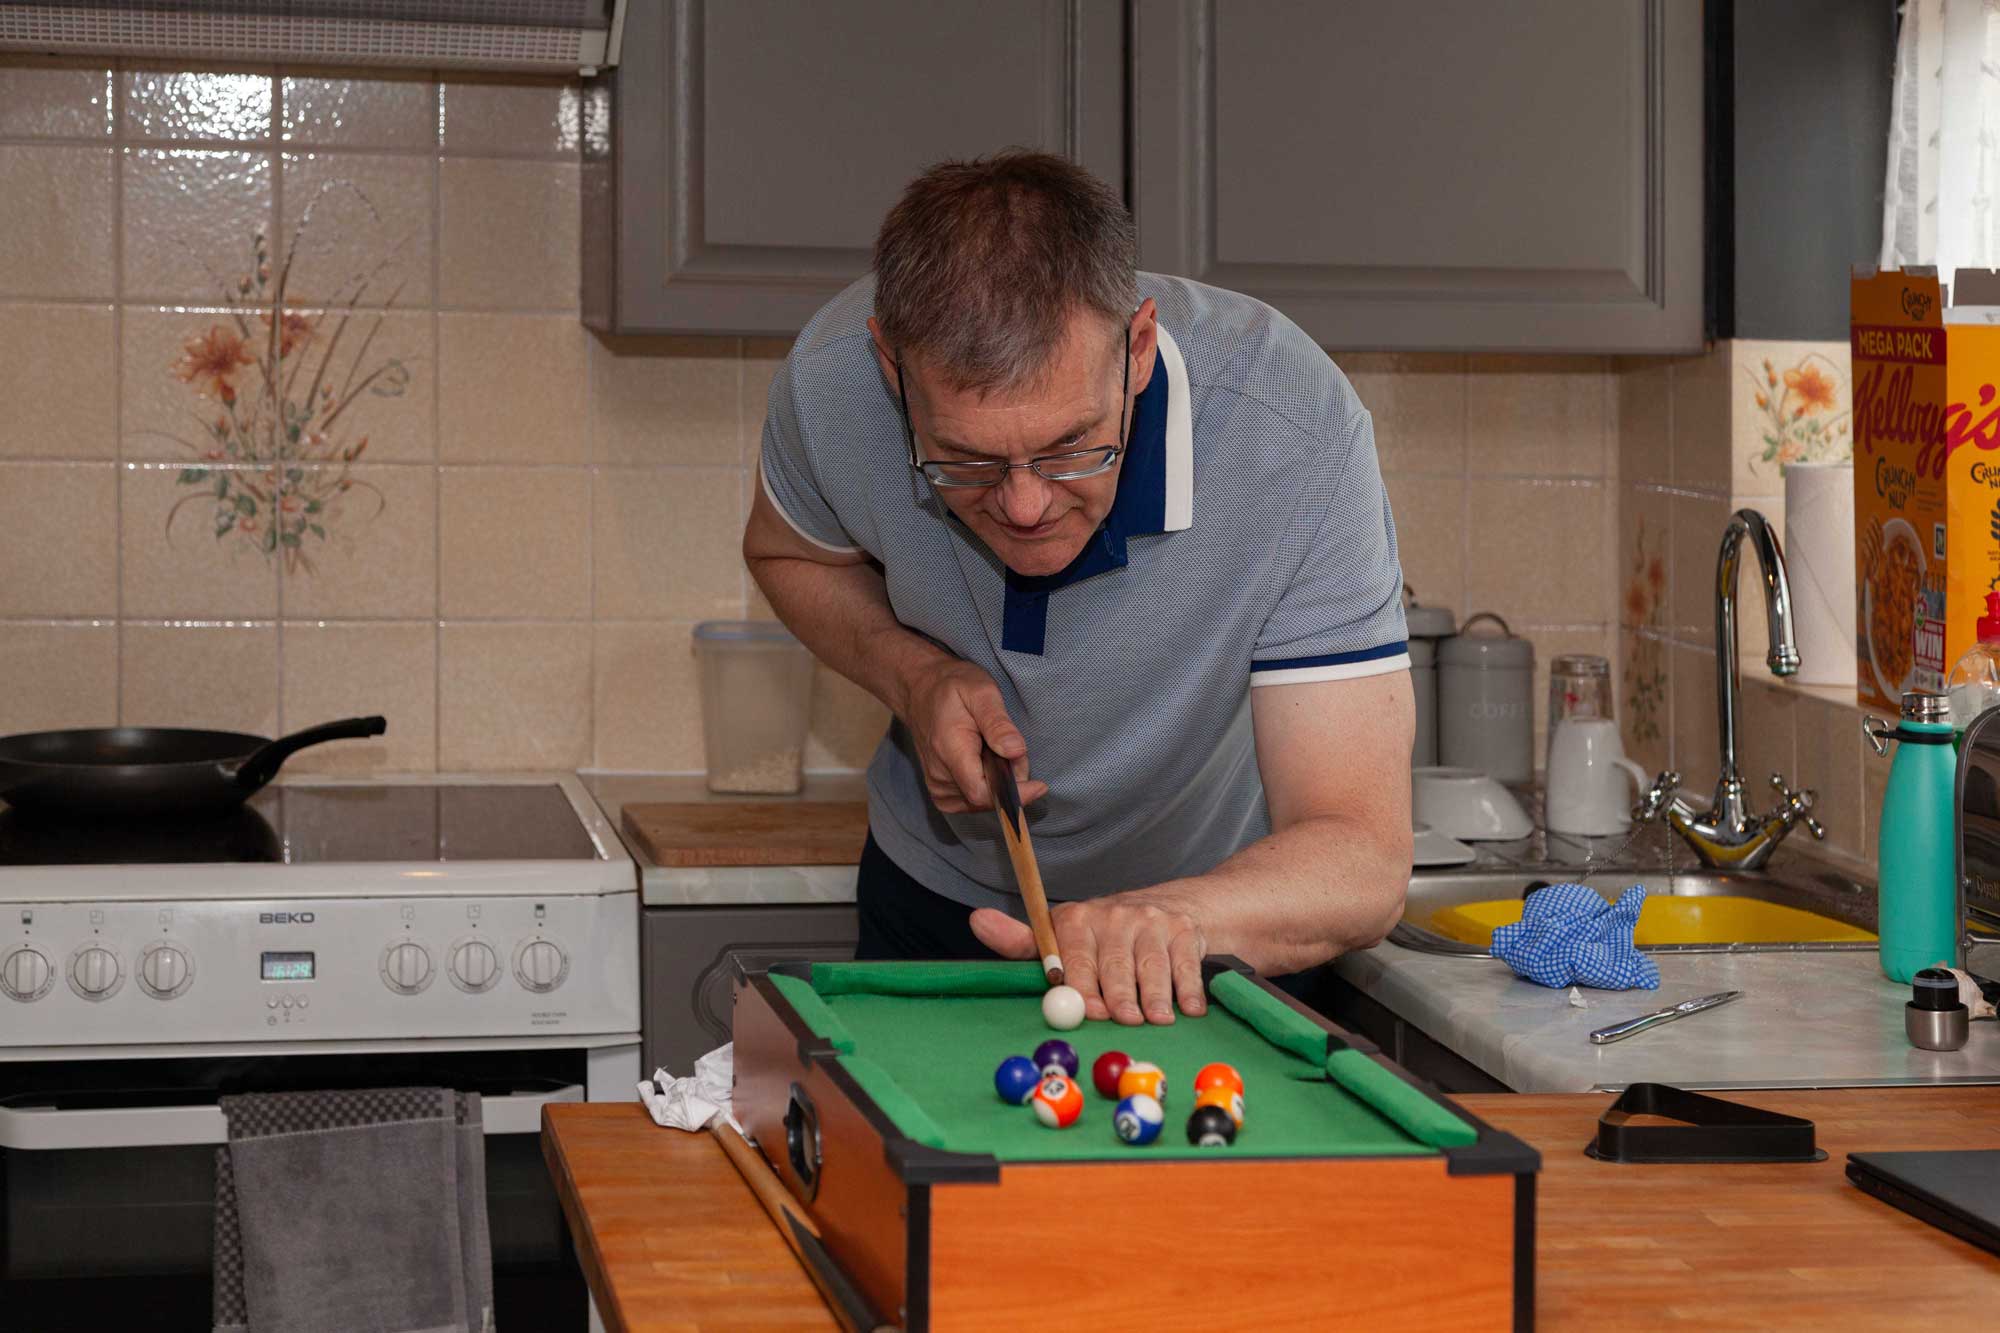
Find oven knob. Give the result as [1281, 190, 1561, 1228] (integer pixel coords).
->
[449, 939, 501, 993]
[138, 943, 194, 999]
[0, 946, 53, 1002]
[380, 941, 434, 995]
[68, 945, 122, 1000]
[514, 939, 568, 993]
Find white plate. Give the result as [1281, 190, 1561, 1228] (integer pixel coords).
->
[1413, 822, 1477, 868]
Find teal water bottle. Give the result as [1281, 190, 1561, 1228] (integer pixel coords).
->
[1866, 692, 1961, 984]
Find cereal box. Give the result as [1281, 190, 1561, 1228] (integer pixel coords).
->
[1851, 266, 2000, 710]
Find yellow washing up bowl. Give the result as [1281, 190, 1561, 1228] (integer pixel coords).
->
[1421, 895, 1876, 949]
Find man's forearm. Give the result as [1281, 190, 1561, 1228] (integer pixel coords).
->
[745, 552, 944, 718]
[1135, 815, 1408, 976]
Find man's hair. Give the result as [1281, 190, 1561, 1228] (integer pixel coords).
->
[873, 149, 1137, 394]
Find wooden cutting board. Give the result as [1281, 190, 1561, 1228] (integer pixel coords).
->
[619, 800, 869, 868]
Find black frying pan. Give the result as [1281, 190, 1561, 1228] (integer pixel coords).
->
[0, 716, 386, 818]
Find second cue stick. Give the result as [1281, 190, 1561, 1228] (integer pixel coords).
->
[710, 1120, 895, 1333]
[982, 746, 1064, 986]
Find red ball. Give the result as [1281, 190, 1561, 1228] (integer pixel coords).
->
[1092, 1050, 1131, 1100]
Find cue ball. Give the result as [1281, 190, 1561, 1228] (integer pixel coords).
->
[1193, 1062, 1245, 1098]
[1117, 1061, 1166, 1105]
[1187, 1104, 1237, 1146]
[1113, 1093, 1165, 1145]
[1031, 1075, 1084, 1128]
[1033, 1039, 1080, 1080]
[1042, 984, 1086, 1030]
[1092, 1050, 1132, 1099]
[994, 1055, 1041, 1105]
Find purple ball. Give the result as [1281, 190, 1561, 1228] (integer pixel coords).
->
[1033, 1038, 1079, 1080]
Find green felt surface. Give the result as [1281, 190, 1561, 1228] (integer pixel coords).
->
[797, 962, 1450, 1162]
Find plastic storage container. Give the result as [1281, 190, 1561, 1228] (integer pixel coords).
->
[693, 621, 815, 794]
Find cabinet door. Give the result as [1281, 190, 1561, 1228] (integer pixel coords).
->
[1130, 0, 1703, 352]
[588, 0, 1124, 335]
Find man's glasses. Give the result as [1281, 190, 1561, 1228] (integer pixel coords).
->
[897, 326, 1131, 489]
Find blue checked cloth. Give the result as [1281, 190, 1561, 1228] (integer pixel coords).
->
[1490, 883, 1661, 990]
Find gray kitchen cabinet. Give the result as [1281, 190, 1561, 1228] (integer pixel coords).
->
[641, 904, 857, 1077]
[584, 0, 1125, 336]
[1129, 0, 1705, 352]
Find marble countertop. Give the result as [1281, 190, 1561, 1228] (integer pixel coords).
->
[579, 772, 866, 908]
[1335, 937, 2000, 1093]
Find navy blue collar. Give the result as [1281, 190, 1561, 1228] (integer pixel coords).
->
[1000, 343, 1181, 654]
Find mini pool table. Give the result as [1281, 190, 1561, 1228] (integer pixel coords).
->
[733, 958, 1537, 1331]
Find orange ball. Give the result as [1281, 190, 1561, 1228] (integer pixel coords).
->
[1193, 1062, 1244, 1098]
[1117, 1061, 1166, 1105]
[1194, 1085, 1245, 1127]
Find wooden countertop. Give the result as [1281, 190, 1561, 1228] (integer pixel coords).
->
[544, 1087, 2000, 1331]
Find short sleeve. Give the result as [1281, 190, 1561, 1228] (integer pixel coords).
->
[757, 351, 863, 554]
[1250, 408, 1409, 687]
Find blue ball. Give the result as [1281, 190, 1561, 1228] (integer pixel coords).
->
[1033, 1039, 1079, 1079]
[994, 1055, 1041, 1105]
[1113, 1093, 1164, 1145]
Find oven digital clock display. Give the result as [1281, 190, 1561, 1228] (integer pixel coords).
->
[260, 951, 315, 981]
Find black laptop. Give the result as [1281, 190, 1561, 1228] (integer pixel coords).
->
[1847, 1150, 2000, 1256]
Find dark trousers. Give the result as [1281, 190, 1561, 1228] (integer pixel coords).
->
[853, 832, 997, 961]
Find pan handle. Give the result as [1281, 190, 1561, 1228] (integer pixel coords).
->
[231, 716, 388, 791]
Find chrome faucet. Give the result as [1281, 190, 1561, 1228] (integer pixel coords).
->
[1633, 508, 1825, 870]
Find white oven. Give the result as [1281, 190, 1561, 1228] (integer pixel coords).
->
[0, 776, 640, 1332]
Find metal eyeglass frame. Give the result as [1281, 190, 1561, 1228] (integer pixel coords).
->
[895, 325, 1131, 488]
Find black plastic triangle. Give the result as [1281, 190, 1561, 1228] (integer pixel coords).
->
[1584, 1082, 1826, 1164]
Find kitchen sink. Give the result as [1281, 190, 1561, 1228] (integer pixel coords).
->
[1390, 865, 1885, 956]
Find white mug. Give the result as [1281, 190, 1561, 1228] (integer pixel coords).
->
[1544, 718, 1649, 836]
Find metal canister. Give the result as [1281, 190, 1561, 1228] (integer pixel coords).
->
[1405, 599, 1456, 768]
[1437, 613, 1535, 784]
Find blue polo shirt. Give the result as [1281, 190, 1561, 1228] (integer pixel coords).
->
[759, 273, 1407, 910]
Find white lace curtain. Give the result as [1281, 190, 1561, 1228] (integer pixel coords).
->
[1881, 0, 2000, 283]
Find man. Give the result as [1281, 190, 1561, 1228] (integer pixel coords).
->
[743, 151, 1412, 1027]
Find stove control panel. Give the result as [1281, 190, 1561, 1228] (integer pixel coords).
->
[0, 893, 638, 1046]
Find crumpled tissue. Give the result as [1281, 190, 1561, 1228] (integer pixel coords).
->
[638, 1042, 741, 1134]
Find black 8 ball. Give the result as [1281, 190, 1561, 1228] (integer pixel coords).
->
[1187, 1104, 1237, 1147]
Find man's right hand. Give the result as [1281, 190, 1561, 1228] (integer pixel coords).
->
[901, 658, 1048, 814]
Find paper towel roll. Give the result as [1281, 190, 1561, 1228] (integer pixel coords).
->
[1784, 461, 1858, 686]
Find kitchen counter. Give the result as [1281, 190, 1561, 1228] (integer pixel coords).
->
[543, 1088, 2000, 1330]
[581, 772, 866, 907]
[1335, 930, 2000, 1093]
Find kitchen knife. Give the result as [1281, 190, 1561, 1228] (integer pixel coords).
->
[1589, 989, 1742, 1045]
[982, 746, 1065, 986]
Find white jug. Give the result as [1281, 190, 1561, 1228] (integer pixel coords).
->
[1545, 717, 1649, 836]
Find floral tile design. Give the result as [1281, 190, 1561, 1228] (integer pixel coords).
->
[1733, 338, 1852, 497]
[1622, 514, 1667, 747]
[137, 217, 412, 578]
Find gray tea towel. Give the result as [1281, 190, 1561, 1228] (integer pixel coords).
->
[211, 1088, 494, 1333]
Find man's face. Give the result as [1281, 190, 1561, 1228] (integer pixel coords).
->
[886, 310, 1144, 578]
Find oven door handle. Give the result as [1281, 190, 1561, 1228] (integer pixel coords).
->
[0, 1083, 584, 1150]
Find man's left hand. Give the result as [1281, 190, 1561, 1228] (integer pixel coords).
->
[970, 893, 1209, 1025]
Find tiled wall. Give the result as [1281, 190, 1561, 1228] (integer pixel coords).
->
[0, 55, 890, 775]
[1346, 353, 1619, 758]
[1616, 338, 1880, 867]
[0, 56, 1620, 776]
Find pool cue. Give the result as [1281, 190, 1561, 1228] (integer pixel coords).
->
[710, 1120, 897, 1333]
[982, 746, 1065, 986]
